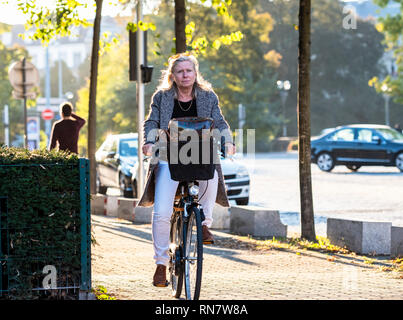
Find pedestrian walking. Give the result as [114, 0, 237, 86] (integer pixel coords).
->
[137, 52, 236, 287]
[49, 102, 86, 154]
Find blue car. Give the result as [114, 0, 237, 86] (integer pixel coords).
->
[95, 133, 138, 197]
[311, 124, 403, 172]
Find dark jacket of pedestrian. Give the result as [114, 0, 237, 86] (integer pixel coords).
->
[49, 102, 86, 154]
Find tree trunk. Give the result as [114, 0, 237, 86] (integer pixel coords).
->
[88, 0, 103, 194]
[175, 0, 186, 53]
[298, 0, 316, 241]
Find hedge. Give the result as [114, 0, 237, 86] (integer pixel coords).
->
[0, 146, 91, 299]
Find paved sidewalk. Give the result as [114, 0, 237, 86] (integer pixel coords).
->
[91, 215, 403, 300]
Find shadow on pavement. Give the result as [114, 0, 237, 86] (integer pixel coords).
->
[92, 216, 259, 266]
[92, 216, 395, 271]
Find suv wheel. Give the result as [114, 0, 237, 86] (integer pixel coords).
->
[317, 152, 335, 172]
[396, 152, 403, 172]
[96, 174, 108, 195]
[120, 173, 134, 198]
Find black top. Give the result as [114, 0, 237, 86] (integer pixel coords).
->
[171, 98, 197, 119]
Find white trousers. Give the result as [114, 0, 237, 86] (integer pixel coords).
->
[152, 161, 218, 266]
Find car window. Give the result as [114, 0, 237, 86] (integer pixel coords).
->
[328, 128, 355, 142]
[357, 129, 373, 143]
[376, 128, 403, 141]
[120, 139, 138, 157]
[100, 137, 113, 152]
[110, 138, 118, 153]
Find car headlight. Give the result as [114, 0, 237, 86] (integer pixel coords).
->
[189, 185, 199, 196]
[236, 167, 249, 179]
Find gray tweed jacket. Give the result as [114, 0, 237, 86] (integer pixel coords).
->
[137, 87, 233, 208]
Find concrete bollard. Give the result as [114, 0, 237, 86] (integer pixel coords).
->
[104, 196, 119, 217]
[134, 206, 153, 224]
[211, 204, 230, 230]
[91, 194, 107, 216]
[229, 205, 287, 238]
[391, 226, 403, 257]
[327, 218, 392, 255]
[117, 198, 137, 222]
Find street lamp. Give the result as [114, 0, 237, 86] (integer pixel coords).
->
[277, 80, 291, 136]
[381, 83, 391, 126]
[65, 91, 74, 101]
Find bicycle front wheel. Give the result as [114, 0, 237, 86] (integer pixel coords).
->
[183, 206, 203, 300]
[169, 214, 183, 298]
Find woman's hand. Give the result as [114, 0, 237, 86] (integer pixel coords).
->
[142, 143, 154, 156]
[225, 142, 236, 156]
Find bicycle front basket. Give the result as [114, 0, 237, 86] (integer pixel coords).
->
[167, 117, 217, 181]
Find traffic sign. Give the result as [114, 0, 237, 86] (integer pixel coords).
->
[12, 90, 36, 100]
[41, 109, 54, 121]
[8, 59, 40, 95]
[8, 58, 40, 148]
[36, 97, 65, 112]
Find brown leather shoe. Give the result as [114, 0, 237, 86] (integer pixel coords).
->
[153, 264, 168, 287]
[202, 225, 214, 244]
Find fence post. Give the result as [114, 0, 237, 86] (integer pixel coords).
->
[79, 158, 91, 291]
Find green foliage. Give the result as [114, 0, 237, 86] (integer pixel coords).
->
[0, 146, 84, 299]
[373, 0, 403, 105]
[92, 285, 116, 300]
[16, 0, 91, 45]
[260, 0, 390, 136]
[76, 41, 139, 152]
[187, 0, 281, 150]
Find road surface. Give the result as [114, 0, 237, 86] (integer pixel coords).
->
[235, 152, 403, 235]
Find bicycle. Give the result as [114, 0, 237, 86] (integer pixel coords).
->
[163, 116, 225, 300]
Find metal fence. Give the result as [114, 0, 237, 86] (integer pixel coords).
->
[0, 158, 91, 299]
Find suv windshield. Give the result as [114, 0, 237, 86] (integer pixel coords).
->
[120, 139, 138, 157]
[376, 128, 403, 141]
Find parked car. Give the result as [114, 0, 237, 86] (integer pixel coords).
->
[319, 127, 335, 136]
[130, 155, 250, 205]
[95, 133, 138, 197]
[221, 156, 250, 205]
[311, 124, 403, 172]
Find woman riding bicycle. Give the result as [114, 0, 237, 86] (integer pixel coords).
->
[137, 52, 236, 287]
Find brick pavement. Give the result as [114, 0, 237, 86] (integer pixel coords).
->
[91, 215, 403, 300]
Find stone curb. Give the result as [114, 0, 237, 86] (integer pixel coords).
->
[91, 195, 403, 257]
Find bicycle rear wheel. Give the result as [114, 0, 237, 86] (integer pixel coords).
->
[183, 206, 203, 300]
[169, 213, 183, 298]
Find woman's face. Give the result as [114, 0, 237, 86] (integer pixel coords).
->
[172, 60, 196, 91]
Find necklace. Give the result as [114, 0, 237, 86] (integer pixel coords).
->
[177, 98, 193, 112]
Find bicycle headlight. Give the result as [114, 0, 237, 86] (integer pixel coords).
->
[189, 185, 199, 196]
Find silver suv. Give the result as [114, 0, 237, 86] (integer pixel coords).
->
[221, 157, 250, 205]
